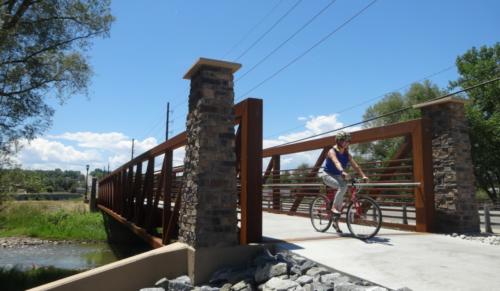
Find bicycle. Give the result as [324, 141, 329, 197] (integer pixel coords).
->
[309, 178, 383, 239]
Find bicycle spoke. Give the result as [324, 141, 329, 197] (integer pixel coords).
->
[346, 197, 382, 239]
[310, 195, 332, 232]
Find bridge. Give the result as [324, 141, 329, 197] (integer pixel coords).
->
[28, 58, 485, 291]
[93, 58, 480, 250]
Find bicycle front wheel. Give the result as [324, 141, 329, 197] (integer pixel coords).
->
[309, 194, 333, 232]
[346, 196, 382, 239]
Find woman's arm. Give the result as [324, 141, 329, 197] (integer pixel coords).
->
[349, 154, 368, 180]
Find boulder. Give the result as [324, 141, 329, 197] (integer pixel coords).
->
[264, 277, 300, 291]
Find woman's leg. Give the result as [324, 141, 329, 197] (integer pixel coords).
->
[322, 174, 347, 212]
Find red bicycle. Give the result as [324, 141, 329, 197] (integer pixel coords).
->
[309, 178, 382, 239]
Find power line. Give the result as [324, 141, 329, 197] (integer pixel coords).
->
[335, 65, 455, 115]
[236, 0, 338, 82]
[236, 0, 379, 102]
[222, 0, 285, 59]
[234, 0, 303, 62]
[264, 65, 454, 139]
[265, 76, 500, 150]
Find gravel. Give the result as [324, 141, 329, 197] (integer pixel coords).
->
[139, 249, 408, 291]
[445, 232, 500, 245]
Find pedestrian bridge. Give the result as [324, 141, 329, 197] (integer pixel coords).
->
[97, 96, 434, 249]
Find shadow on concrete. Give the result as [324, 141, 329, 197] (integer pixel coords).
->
[362, 236, 393, 246]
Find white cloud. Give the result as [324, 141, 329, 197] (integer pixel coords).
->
[16, 132, 159, 172]
[263, 114, 360, 170]
[14, 114, 358, 173]
[15, 138, 101, 171]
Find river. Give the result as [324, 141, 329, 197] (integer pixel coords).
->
[0, 239, 150, 271]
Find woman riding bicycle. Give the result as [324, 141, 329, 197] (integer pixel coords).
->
[322, 131, 368, 221]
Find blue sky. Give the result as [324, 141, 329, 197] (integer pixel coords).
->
[16, 0, 500, 173]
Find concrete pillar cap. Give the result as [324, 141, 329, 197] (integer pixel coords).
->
[183, 58, 241, 80]
[413, 96, 466, 109]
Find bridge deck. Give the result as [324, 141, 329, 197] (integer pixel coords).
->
[263, 212, 500, 291]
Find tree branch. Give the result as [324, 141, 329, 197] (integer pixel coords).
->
[0, 75, 60, 97]
[0, 30, 104, 66]
[2, 0, 33, 30]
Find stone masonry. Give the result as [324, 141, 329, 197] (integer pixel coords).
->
[178, 58, 241, 248]
[416, 97, 480, 232]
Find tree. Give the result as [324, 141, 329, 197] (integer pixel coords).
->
[449, 43, 500, 202]
[358, 81, 446, 161]
[0, 0, 114, 167]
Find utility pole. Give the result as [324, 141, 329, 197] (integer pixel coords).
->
[166, 102, 170, 141]
[131, 138, 135, 160]
[107, 163, 110, 173]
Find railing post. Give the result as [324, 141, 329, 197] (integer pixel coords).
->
[402, 204, 408, 225]
[411, 118, 435, 232]
[272, 155, 281, 211]
[484, 203, 493, 233]
[239, 98, 263, 244]
[161, 150, 174, 243]
[90, 178, 97, 212]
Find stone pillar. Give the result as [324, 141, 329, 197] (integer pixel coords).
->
[178, 58, 241, 248]
[415, 97, 480, 232]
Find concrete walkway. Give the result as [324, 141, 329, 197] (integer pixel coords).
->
[262, 212, 500, 291]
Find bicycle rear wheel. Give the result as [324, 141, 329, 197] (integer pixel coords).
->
[310, 194, 333, 232]
[346, 196, 382, 239]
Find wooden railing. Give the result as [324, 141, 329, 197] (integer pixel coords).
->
[97, 98, 262, 247]
[261, 118, 434, 232]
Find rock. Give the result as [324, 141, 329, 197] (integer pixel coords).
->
[395, 287, 413, 291]
[255, 263, 287, 284]
[310, 282, 333, 291]
[210, 266, 254, 285]
[155, 277, 169, 289]
[140, 288, 165, 291]
[365, 287, 388, 291]
[264, 277, 300, 291]
[298, 261, 315, 274]
[334, 282, 365, 291]
[201, 286, 220, 291]
[231, 280, 252, 291]
[169, 275, 193, 291]
[320, 273, 349, 286]
[221, 283, 233, 291]
[290, 265, 302, 276]
[305, 267, 329, 278]
[290, 255, 306, 265]
[295, 275, 313, 285]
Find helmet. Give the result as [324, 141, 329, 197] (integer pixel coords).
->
[335, 131, 351, 142]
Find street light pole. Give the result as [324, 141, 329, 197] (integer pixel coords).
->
[85, 164, 89, 203]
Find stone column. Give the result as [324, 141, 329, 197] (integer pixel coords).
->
[178, 58, 241, 248]
[415, 97, 480, 232]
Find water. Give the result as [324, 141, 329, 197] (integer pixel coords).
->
[0, 242, 149, 270]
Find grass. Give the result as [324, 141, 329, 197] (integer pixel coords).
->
[0, 266, 80, 291]
[0, 201, 107, 241]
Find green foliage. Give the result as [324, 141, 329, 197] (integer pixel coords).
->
[0, 168, 85, 194]
[450, 43, 500, 202]
[358, 81, 446, 161]
[90, 168, 107, 180]
[0, 201, 106, 240]
[0, 266, 79, 291]
[0, 0, 114, 166]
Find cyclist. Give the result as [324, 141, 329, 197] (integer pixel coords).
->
[322, 131, 368, 232]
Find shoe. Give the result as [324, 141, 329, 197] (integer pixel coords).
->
[331, 219, 342, 234]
